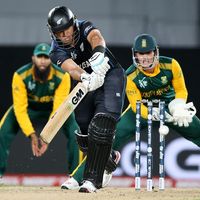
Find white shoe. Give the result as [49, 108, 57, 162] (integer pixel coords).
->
[61, 177, 80, 190]
[79, 180, 97, 193]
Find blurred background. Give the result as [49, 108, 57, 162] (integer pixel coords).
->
[0, 0, 200, 187]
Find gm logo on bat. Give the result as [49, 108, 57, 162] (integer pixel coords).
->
[71, 89, 85, 105]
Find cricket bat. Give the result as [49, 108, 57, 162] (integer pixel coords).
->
[40, 82, 88, 144]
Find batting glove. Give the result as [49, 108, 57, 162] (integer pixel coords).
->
[89, 53, 110, 76]
[81, 72, 105, 92]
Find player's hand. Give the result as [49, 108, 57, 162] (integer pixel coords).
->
[152, 107, 174, 122]
[30, 133, 41, 157]
[168, 99, 196, 127]
[39, 138, 49, 155]
[81, 72, 105, 92]
[89, 53, 110, 76]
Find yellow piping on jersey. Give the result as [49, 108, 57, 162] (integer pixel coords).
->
[121, 104, 132, 116]
[0, 106, 12, 128]
[79, 150, 85, 164]
[70, 156, 87, 177]
[28, 94, 54, 103]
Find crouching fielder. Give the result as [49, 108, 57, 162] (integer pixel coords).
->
[114, 34, 200, 151]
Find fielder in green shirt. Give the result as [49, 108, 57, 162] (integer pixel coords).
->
[0, 43, 81, 182]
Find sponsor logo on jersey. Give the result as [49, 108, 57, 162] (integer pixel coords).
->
[49, 82, 55, 90]
[80, 43, 84, 52]
[142, 85, 171, 98]
[80, 61, 91, 69]
[71, 51, 77, 60]
[57, 60, 62, 65]
[138, 77, 148, 88]
[84, 25, 93, 35]
[161, 76, 168, 84]
[116, 93, 121, 97]
[28, 81, 36, 90]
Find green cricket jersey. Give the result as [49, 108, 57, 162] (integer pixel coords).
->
[126, 56, 188, 118]
[12, 63, 71, 136]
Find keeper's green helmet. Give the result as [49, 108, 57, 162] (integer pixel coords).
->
[133, 34, 157, 53]
[132, 34, 159, 70]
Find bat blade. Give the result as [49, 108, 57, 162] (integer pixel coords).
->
[40, 82, 87, 144]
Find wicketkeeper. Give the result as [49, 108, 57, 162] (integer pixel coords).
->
[114, 33, 200, 151]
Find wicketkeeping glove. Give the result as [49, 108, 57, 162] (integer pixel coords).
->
[168, 98, 196, 127]
[89, 53, 110, 76]
[152, 107, 174, 122]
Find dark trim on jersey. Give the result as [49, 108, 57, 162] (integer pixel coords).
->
[105, 48, 122, 68]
